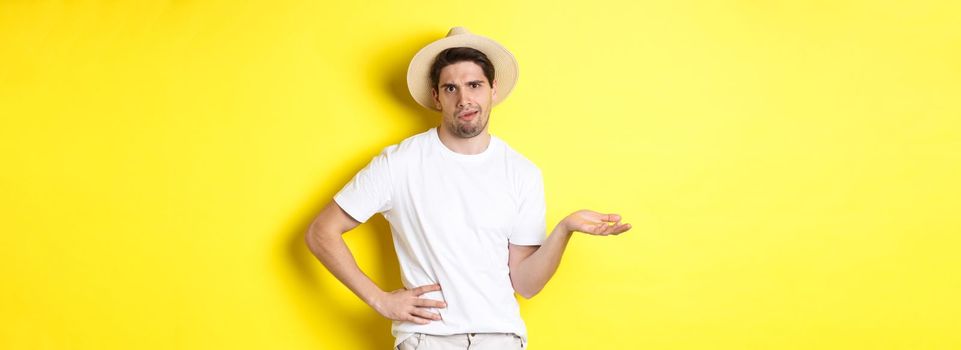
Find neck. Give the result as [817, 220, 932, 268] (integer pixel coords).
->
[436, 126, 491, 155]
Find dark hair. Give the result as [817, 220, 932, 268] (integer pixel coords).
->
[429, 47, 495, 91]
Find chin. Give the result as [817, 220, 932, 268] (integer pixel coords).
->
[454, 125, 480, 138]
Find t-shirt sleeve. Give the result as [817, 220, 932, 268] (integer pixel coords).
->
[509, 168, 547, 245]
[333, 148, 393, 223]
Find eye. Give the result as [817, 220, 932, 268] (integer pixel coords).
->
[444, 86, 456, 93]
[469, 82, 480, 88]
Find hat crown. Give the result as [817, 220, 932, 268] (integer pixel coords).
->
[446, 26, 470, 37]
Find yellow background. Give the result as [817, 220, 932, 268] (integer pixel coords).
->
[2, 1, 959, 349]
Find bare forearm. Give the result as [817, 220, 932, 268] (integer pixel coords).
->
[511, 222, 574, 298]
[304, 228, 384, 305]
[510, 209, 632, 298]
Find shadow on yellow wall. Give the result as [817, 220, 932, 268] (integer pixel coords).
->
[284, 31, 440, 349]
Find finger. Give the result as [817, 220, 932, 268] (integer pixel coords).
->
[413, 298, 448, 308]
[604, 221, 625, 234]
[600, 213, 621, 223]
[411, 284, 441, 296]
[608, 222, 627, 232]
[610, 223, 632, 235]
[406, 314, 433, 325]
[411, 308, 442, 321]
[597, 222, 615, 235]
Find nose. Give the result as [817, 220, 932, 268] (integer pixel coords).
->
[456, 89, 470, 108]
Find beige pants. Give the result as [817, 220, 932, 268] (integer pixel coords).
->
[396, 333, 523, 350]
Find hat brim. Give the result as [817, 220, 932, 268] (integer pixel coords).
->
[407, 32, 518, 110]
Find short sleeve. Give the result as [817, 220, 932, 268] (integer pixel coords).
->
[509, 168, 547, 245]
[333, 148, 393, 223]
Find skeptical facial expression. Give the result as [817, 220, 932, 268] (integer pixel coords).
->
[432, 61, 497, 139]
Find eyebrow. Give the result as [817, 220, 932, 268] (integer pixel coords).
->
[440, 80, 487, 89]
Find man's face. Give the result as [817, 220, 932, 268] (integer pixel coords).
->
[432, 61, 497, 139]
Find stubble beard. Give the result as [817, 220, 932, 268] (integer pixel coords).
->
[446, 108, 489, 139]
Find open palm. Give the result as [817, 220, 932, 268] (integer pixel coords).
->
[564, 209, 632, 236]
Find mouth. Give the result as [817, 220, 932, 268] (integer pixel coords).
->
[458, 110, 479, 121]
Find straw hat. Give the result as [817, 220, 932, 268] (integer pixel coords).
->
[406, 27, 518, 110]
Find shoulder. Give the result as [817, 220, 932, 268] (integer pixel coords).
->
[496, 136, 542, 179]
[370, 129, 435, 169]
[377, 129, 433, 156]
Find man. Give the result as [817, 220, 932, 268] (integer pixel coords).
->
[305, 27, 631, 350]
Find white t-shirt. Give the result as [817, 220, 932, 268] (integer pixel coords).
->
[334, 127, 546, 349]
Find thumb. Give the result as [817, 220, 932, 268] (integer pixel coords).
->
[600, 213, 621, 222]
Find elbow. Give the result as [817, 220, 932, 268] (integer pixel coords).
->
[304, 222, 320, 246]
[514, 284, 544, 300]
[304, 228, 319, 252]
[304, 221, 335, 252]
[517, 290, 541, 300]
[304, 228, 316, 248]
[510, 269, 546, 299]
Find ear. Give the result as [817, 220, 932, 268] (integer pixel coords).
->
[431, 88, 441, 110]
[491, 79, 498, 101]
